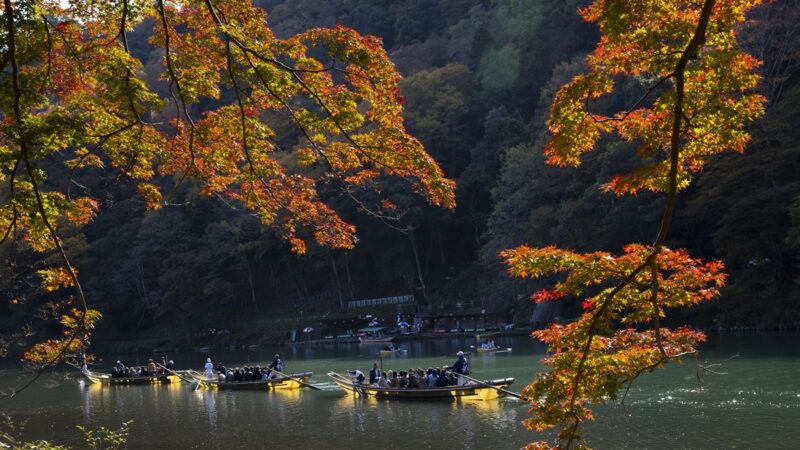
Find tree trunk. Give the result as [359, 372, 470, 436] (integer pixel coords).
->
[246, 264, 259, 315]
[408, 229, 427, 301]
[343, 251, 356, 302]
[329, 251, 345, 310]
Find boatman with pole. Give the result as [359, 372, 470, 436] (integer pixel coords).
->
[448, 351, 470, 386]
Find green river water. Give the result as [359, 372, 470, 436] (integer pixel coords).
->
[1, 333, 798, 449]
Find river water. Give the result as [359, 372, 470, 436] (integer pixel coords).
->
[1, 333, 798, 449]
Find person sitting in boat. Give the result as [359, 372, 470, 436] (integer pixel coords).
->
[215, 362, 226, 375]
[203, 358, 214, 379]
[115, 360, 126, 374]
[147, 359, 157, 376]
[267, 354, 283, 379]
[226, 370, 234, 382]
[447, 351, 470, 386]
[378, 371, 390, 388]
[407, 372, 420, 389]
[389, 371, 400, 388]
[426, 369, 437, 388]
[399, 371, 409, 388]
[352, 370, 366, 385]
[218, 371, 225, 383]
[435, 369, 450, 387]
[166, 360, 174, 371]
[369, 363, 381, 385]
[111, 366, 119, 378]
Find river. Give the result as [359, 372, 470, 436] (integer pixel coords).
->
[1, 333, 798, 449]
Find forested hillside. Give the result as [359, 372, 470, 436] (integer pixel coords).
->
[2, 0, 798, 345]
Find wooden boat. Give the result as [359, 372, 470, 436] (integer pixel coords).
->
[327, 372, 514, 400]
[188, 370, 314, 390]
[476, 346, 512, 354]
[361, 335, 395, 343]
[82, 368, 179, 385]
[358, 326, 395, 344]
[475, 331, 502, 340]
[379, 348, 402, 357]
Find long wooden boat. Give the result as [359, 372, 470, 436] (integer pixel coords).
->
[82, 368, 179, 385]
[476, 347, 512, 354]
[359, 335, 395, 344]
[475, 332, 502, 340]
[327, 372, 514, 400]
[379, 348, 402, 357]
[188, 370, 313, 390]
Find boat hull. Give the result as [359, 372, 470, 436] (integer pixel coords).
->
[378, 349, 401, 357]
[327, 372, 514, 400]
[190, 371, 313, 390]
[82, 369, 178, 385]
[359, 336, 395, 344]
[476, 347, 511, 353]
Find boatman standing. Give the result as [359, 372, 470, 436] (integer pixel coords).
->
[448, 351, 470, 386]
[369, 363, 381, 385]
[203, 358, 214, 379]
[267, 354, 283, 379]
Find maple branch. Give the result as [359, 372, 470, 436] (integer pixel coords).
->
[156, 0, 197, 187]
[40, 15, 52, 92]
[3, 0, 90, 398]
[203, 1, 411, 232]
[202, 0, 421, 202]
[562, 1, 716, 447]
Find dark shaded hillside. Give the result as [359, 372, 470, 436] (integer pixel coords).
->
[2, 0, 799, 346]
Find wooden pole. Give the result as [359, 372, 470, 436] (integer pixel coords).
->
[446, 371, 523, 400]
[157, 363, 195, 384]
[270, 369, 321, 391]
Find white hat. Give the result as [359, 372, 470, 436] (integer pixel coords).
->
[116, 360, 121, 364]
[207, 358, 211, 363]
[457, 351, 464, 356]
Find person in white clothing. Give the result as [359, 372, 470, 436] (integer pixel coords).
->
[203, 358, 214, 379]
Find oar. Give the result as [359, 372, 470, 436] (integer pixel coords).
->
[446, 371, 523, 400]
[186, 369, 208, 391]
[157, 364, 195, 384]
[270, 369, 321, 391]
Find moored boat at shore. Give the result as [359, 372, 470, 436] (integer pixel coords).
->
[327, 372, 514, 400]
[188, 370, 314, 390]
[82, 368, 179, 385]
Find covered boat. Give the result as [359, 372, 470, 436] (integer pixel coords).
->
[82, 367, 179, 385]
[327, 372, 514, 400]
[188, 371, 314, 390]
[358, 326, 394, 343]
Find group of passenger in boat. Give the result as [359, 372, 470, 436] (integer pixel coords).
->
[354, 351, 471, 388]
[202, 354, 284, 383]
[480, 340, 498, 350]
[110, 359, 174, 378]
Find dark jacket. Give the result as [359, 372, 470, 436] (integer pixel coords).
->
[449, 356, 470, 375]
[369, 367, 381, 384]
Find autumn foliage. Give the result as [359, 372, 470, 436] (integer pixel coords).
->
[501, 0, 765, 448]
[0, 1, 453, 370]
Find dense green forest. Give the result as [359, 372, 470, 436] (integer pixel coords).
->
[2, 0, 799, 347]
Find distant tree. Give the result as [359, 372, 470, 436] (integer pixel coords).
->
[499, 1, 766, 448]
[0, 0, 453, 388]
